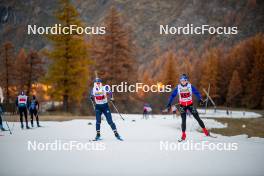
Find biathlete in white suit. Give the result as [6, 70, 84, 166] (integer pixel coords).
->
[16, 91, 30, 129]
[143, 103, 152, 119]
[166, 74, 210, 141]
[0, 87, 7, 131]
[90, 78, 122, 141]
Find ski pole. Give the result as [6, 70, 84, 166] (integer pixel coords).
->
[110, 101, 125, 121]
[2, 113, 12, 135]
[5, 119, 12, 134]
[90, 99, 95, 111]
[162, 103, 179, 113]
[204, 84, 210, 114]
[36, 110, 40, 118]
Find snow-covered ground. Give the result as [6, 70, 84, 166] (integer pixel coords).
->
[197, 109, 262, 118]
[1, 114, 264, 176]
[119, 109, 262, 119]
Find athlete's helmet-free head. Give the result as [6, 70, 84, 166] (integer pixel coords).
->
[94, 78, 102, 88]
[180, 74, 189, 86]
[20, 91, 25, 95]
[32, 95, 36, 100]
[179, 74, 189, 82]
[94, 78, 102, 83]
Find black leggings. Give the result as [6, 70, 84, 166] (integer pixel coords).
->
[179, 105, 205, 132]
[30, 109, 39, 125]
[0, 106, 3, 126]
[0, 114, 2, 127]
[19, 107, 28, 126]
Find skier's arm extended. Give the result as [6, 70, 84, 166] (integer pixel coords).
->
[167, 88, 178, 108]
[191, 85, 202, 101]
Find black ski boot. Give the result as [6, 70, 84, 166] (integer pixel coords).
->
[0, 126, 7, 131]
[114, 131, 123, 141]
[94, 131, 101, 141]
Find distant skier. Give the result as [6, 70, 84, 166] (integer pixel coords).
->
[16, 91, 30, 129]
[143, 103, 152, 119]
[0, 104, 6, 131]
[0, 87, 7, 131]
[166, 74, 210, 141]
[29, 95, 40, 127]
[90, 78, 122, 141]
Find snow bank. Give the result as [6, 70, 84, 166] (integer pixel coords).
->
[198, 109, 262, 118]
[116, 109, 262, 119]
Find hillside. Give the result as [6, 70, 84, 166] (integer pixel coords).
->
[1, 0, 263, 68]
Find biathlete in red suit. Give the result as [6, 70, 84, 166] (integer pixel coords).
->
[166, 74, 210, 141]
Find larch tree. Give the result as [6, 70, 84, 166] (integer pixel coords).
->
[199, 48, 221, 101]
[15, 48, 28, 93]
[0, 42, 15, 103]
[227, 70, 242, 107]
[180, 56, 193, 82]
[93, 7, 136, 84]
[218, 51, 237, 105]
[15, 49, 44, 95]
[162, 51, 178, 88]
[25, 50, 45, 95]
[244, 34, 264, 108]
[91, 6, 137, 108]
[45, 0, 91, 111]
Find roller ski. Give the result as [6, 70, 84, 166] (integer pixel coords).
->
[92, 137, 102, 141]
[207, 133, 217, 138]
[178, 132, 186, 142]
[202, 128, 217, 138]
[1, 127, 7, 131]
[178, 138, 186, 142]
[92, 132, 102, 141]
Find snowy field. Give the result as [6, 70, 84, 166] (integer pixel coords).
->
[1, 113, 264, 176]
[197, 109, 262, 118]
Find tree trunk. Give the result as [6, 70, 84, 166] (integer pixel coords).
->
[4, 45, 10, 103]
[63, 94, 68, 112]
[27, 56, 33, 96]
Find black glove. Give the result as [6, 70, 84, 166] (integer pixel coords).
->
[110, 98, 115, 102]
[90, 96, 94, 101]
[199, 99, 205, 106]
[164, 104, 171, 112]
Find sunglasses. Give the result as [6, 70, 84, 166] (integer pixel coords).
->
[180, 79, 187, 82]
